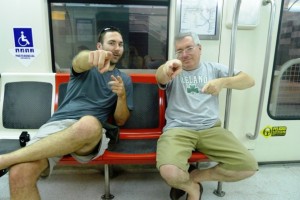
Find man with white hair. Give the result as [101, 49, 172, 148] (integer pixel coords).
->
[155, 32, 258, 200]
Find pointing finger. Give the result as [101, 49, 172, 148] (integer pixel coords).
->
[99, 51, 113, 73]
[110, 75, 117, 81]
[116, 76, 123, 83]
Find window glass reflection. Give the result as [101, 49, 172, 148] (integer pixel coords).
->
[49, 3, 168, 72]
[268, 0, 300, 119]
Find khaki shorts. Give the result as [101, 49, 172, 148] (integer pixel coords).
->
[28, 119, 109, 177]
[156, 124, 258, 172]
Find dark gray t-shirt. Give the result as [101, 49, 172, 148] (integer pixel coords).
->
[49, 67, 133, 123]
[162, 62, 240, 131]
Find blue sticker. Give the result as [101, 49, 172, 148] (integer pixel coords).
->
[13, 28, 33, 48]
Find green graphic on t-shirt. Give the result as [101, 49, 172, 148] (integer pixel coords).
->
[187, 85, 199, 93]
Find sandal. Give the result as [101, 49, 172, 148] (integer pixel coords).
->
[0, 168, 8, 178]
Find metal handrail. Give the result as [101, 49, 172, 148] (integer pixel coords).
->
[223, 0, 241, 130]
[246, 0, 276, 140]
[214, 0, 241, 197]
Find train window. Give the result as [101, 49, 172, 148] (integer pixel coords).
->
[268, 0, 300, 119]
[48, 0, 169, 72]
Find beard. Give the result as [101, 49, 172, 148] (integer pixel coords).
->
[110, 59, 118, 66]
[110, 53, 122, 65]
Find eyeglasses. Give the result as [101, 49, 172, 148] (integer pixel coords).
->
[98, 26, 121, 42]
[175, 46, 196, 58]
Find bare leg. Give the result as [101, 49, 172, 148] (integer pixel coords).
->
[160, 165, 201, 200]
[190, 164, 256, 183]
[0, 115, 102, 170]
[160, 164, 256, 200]
[9, 159, 48, 200]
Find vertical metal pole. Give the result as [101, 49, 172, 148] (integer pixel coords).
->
[101, 164, 114, 200]
[214, 0, 241, 197]
[223, 0, 242, 130]
[246, 0, 276, 140]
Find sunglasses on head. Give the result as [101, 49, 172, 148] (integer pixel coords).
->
[99, 26, 121, 34]
[98, 26, 121, 42]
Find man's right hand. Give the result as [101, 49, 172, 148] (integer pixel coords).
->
[88, 50, 113, 73]
[163, 59, 183, 80]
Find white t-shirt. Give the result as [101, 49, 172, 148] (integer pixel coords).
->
[161, 62, 240, 131]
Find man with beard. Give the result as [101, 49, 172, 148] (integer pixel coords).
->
[0, 26, 133, 199]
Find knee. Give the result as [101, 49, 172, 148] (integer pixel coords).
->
[72, 116, 102, 140]
[160, 165, 186, 186]
[244, 170, 256, 178]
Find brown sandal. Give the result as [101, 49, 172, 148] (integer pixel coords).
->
[0, 169, 8, 178]
[170, 187, 186, 200]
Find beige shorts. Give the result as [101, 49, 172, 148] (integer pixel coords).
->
[156, 124, 258, 172]
[28, 119, 109, 177]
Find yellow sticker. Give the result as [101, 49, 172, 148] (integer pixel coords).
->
[260, 126, 287, 138]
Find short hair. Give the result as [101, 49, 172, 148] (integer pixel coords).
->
[175, 32, 201, 45]
[97, 26, 122, 43]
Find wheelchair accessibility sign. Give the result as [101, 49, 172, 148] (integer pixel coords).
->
[14, 28, 33, 47]
[9, 28, 40, 67]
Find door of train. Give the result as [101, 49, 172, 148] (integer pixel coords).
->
[249, 0, 300, 162]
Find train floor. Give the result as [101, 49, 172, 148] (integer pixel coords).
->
[1, 162, 300, 200]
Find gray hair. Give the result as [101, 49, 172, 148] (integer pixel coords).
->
[175, 32, 201, 45]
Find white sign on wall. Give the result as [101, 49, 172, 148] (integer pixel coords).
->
[9, 28, 40, 67]
[179, 0, 221, 40]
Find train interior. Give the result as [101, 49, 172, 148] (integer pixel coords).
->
[0, 0, 300, 199]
